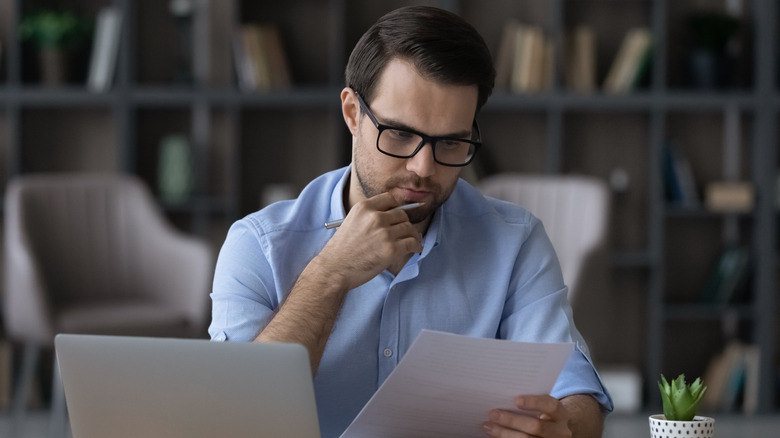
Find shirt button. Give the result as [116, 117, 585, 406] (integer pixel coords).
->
[383, 348, 393, 358]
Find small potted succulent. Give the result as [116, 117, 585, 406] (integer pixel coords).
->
[649, 374, 714, 438]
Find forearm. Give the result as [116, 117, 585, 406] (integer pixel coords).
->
[560, 394, 606, 438]
[254, 260, 349, 374]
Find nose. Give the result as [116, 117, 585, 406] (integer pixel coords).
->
[405, 142, 436, 178]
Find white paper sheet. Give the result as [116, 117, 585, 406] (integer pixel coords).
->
[340, 330, 574, 438]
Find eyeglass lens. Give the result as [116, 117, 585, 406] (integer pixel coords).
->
[378, 129, 475, 165]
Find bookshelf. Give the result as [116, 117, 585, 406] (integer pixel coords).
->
[0, 0, 777, 414]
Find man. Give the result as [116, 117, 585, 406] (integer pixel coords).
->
[210, 6, 612, 438]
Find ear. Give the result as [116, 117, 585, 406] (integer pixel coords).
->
[341, 87, 360, 136]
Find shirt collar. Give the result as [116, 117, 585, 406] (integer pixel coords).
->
[328, 166, 351, 225]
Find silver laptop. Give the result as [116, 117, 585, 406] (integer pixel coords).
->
[54, 334, 321, 438]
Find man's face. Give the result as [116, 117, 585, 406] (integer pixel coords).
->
[348, 58, 479, 225]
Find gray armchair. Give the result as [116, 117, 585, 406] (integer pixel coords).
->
[479, 173, 610, 304]
[3, 173, 214, 436]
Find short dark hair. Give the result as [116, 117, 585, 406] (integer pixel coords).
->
[345, 6, 495, 114]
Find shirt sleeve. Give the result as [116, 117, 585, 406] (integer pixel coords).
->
[208, 220, 278, 342]
[500, 217, 613, 411]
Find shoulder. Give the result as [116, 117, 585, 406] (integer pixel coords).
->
[235, 167, 347, 238]
[446, 178, 537, 227]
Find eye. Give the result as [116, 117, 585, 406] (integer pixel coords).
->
[387, 129, 416, 141]
[440, 139, 465, 149]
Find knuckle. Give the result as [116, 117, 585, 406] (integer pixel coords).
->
[526, 419, 544, 436]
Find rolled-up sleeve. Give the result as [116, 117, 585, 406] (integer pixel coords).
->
[501, 217, 613, 411]
[208, 221, 278, 342]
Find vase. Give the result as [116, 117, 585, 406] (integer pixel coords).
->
[39, 48, 69, 85]
[649, 414, 715, 438]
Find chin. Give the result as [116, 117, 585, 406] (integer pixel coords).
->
[406, 205, 437, 224]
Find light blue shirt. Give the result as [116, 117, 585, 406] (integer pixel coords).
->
[210, 166, 612, 438]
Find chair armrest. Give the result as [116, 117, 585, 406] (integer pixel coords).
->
[4, 185, 56, 344]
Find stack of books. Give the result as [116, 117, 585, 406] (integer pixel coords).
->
[494, 20, 554, 93]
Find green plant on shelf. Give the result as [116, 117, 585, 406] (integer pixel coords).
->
[19, 9, 92, 51]
[19, 9, 92, 85]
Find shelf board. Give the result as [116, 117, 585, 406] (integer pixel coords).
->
[129, 86, 342, 108]
[0, 86, 763, 111]
[3, 86, 116, 107]
[663, 303, 754, 320]
[483, 90, 759, 112]
[611, 250, 656, 268]
[664, 205, 754, 218]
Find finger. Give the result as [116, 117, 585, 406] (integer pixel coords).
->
[398, 234, 423, 254]
[363, 192, 402, 212]
[515, 395, 560, 420]
[486, 409, 544, 437]
[386, 207, 414, 225]
[483, 420, 528, 438]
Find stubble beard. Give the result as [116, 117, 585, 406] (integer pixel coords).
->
[353, 147, 454, 225]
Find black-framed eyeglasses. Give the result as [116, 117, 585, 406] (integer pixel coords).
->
[355, 92, 482, 167]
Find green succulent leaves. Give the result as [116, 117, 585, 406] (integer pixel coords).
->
[658, 374, 707, 421]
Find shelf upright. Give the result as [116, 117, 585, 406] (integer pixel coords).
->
[751, 0, 776, 414]
[645, 0, 668, 410]
[226, 0, 244, 224]
[546, 0, 564, 174]
[6, 0, 22, 178]
[116, 0, 136, 175]
[327, 0, 350, 167]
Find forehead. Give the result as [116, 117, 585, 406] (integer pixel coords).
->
[369, 58, 478, 134]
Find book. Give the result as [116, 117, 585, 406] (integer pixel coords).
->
[510, 25, 546, 93]
[242, 25, 272, 91]
[603, 28, 651, 93]
[260, 25, 292, 90]
[232, 27, 256, 90]
[565, 25, 596, 92]
[701, 341, 745, 411]
[494, 20, 520, 91]
[236, 24, 291, 92]
[699, 245, 750, 305]
[741, 345, 760, 415]
[87, 6, 123, 92]
[509, 25, 531, 92]
[705, 181, 755, 212]
[662, 142, 700, 207]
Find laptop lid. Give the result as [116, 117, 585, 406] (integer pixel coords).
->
[54, 334, 321, 438]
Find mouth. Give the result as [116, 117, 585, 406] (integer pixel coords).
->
[396, 187, 432, 203]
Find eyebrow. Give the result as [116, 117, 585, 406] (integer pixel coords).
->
[374, 114, 473, 140]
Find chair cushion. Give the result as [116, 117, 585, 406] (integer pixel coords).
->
[56, 300, 198, 338]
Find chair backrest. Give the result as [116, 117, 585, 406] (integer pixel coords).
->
[3, 173, 213, 342]
[478, 173, 610, 303]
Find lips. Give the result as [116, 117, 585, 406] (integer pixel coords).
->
[396, 187, 432, 203]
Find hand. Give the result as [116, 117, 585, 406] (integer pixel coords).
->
[314, 192, 423, 290]
[483, 395, 572, 438]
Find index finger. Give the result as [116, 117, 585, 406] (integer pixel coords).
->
[363, 192, 402, 212]
[515, 394, 561, 420]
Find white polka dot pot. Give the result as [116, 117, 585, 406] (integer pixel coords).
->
[649, 414, 715, 438]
